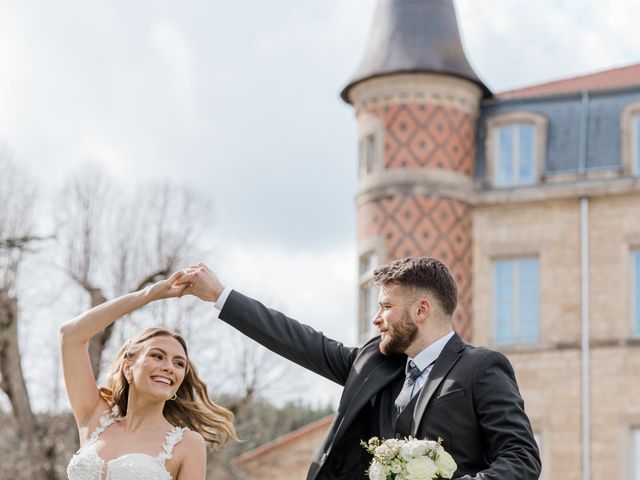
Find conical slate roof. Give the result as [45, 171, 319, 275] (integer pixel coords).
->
[341, 0, 491, 103]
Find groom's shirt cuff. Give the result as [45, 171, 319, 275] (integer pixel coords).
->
[215, 286, 232, 310]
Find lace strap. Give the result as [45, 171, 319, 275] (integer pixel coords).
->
[157, 426, 188, 464]
[87, 406, 120, 445]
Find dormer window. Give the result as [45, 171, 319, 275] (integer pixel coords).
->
[621, 101, 640, 175]
[496, 123, 535, 186]
[486, 111, 548, 188]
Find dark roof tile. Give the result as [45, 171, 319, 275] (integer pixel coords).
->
[341, 0, 490, 103]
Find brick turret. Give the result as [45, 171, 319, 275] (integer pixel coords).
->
[342, 0, 490, 342]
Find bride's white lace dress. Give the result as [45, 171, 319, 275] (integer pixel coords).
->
[67, 407, 188, 480]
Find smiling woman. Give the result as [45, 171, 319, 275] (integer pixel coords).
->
[60, 272, 237, 480]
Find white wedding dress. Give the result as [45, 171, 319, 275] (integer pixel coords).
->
[67, 407, 188, 480]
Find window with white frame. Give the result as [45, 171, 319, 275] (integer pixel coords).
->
[494, 257, 540, 344]
[359, 252, 380, 343]
[634, 250, 640, 337]
[486, 111, 547, 188]
[495, 123, 536, 186]
[634, 428, 640, 480]
[359, 133, 378, 176]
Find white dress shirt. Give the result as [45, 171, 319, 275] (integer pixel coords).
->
[215, 286, 232, 310]
[407, 330, 455, 398]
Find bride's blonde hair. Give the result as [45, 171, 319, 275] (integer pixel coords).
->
[99, 327, 237, 447]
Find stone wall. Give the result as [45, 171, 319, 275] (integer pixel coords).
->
[473, 192, 640, 478]
[233, 416, 332, 480]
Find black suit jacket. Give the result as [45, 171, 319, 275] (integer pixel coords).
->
[219, 290, 541, 479]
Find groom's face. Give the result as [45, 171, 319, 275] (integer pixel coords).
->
[374, 283, 418, 356]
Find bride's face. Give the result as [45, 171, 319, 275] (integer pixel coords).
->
[126, 335, 188, 401]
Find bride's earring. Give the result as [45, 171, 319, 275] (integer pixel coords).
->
[171, 393, 177, 401]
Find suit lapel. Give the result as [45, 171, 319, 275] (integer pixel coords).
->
[334, 352, 404, 444]
[411, 333, 465, 436]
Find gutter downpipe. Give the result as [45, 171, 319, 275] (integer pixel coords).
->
[578, 89, 590, 480]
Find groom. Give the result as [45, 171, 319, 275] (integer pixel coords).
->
[177, 257, 541, 479]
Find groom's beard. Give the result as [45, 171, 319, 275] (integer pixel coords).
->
[379, 309, 418, 356]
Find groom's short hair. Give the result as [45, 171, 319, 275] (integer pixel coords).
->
[373, 257, 457, 316]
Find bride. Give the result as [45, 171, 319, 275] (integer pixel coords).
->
[61, 271, 236, 479]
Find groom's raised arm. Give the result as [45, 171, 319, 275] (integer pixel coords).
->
[176, 263, 359, 386]
[220, 290, 358, 385]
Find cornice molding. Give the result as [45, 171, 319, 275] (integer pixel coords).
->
[354, 169, 640, 206]
[355, 168, 475, 206]
[475, 175, 640, 205]
[350, 74, 482, 116]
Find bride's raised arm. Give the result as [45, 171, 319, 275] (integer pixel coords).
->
[59, 271, 187, 428]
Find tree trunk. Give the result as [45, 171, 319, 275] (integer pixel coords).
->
[0, 295, 56, 479]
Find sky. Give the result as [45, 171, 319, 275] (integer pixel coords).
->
[1, 0, 639, 409]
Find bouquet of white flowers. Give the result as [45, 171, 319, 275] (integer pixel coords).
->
[361, 436, 457, 480]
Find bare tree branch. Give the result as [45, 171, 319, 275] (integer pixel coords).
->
[133, 267, 172, 292]
[55, 166, 213, 378]
[0, 235, 53, 251]
[0, 154, 54, 479]
[206, 333, 293, 415]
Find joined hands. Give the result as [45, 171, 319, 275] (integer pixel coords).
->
[171, 262, 225, 302]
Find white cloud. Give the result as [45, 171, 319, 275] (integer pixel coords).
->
[151, 20, 196, 121]
[213, 240, 357, 343]
[457, 0, 640, 91]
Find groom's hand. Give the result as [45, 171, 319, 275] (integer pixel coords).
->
[173, 263, 225, 302]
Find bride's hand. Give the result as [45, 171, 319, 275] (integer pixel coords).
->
[143, 271, 189, 301]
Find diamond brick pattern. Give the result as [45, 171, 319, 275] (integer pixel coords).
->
[358, 195, 473, 340]
[375, 103, 476, 175]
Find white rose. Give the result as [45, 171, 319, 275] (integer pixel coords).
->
[369, 460, 388, 480]
[400, 439, 428, 460]
[434, 450, 457, 479]
[405, 456, 438, 480]
[422, 440, 440, 452]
